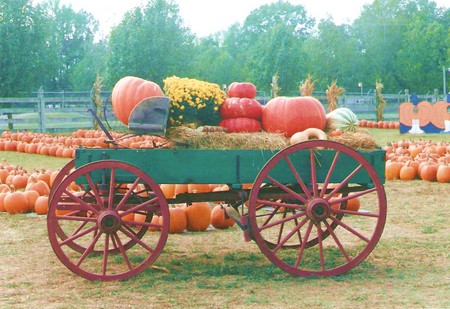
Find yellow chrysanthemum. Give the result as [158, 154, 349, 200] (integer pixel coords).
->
[163, 76, 226, 127]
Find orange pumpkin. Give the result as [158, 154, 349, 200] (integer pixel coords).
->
[0, 192, 8, 212]
[111, 76, 164, 125]
[399, 163, 416, 181]
[34, 196, 49, 215]
[160, 207, 187, 234]
[23, 190, 40, 212]
[436, 164, 450, 183]
[210, 204, 235, 229]
[148, 215, 161, 231]
[160, 184, 176, 198]
[174, 184, 189, 196]
[345, 194, 361, 212]
[187, 184, 212, 193]
[184, 202, 212, 231]
[262, 96, 326, 137]
[25, 178, 50, 196]
[4, 191, 29, 214]
[420, 163, 438, 182]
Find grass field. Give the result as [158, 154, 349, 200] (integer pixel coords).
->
[0, 128, 449, 308]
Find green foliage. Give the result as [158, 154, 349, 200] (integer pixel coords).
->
[0, 0, 448, 96]
[0, 0, 48, 95]
[105, 0, 195, 88]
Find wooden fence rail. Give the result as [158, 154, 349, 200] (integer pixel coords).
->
[0, 88, 114, 133]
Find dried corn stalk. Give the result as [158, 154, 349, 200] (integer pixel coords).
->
[375, 80, 386, 121]
[326, 80, 345, 112]
[299, 74, 316, 96]
[271, 73, 281, 98]
[92, 74, 104, 130]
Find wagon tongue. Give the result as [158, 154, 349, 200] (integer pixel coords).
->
[128, 96, 171, 136]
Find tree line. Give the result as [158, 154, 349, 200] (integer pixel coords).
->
[1, 0, 449, 97]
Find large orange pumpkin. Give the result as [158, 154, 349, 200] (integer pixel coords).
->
[160, 207, 187, 234]
[262, 96, 326, 137]
[111, 76, 164, 125]
[4, 191, 29, 214]
[184, 202, 212, 231]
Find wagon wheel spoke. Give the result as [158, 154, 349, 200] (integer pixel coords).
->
[272, 216, 309, 253]
[60, 189, 100, 215]
[248, 140, 387, 277]
[316, 222, 325, 271]
[326, 164, 364, 198]
[59, 225, 98, 247]
[84, 172, 105, 210]
[284, 156, 312, 200]
[319, 151, 341, 198]
[119, 196, 159, 219]
[115, 176, 143, 212]
[102, 234, 110, 275]
[328, 215, 370, 243]
[258, 211, 306, 231]
[112, 232, 133, 270]
[76, 231, 103, 267]
[294, 221, 314, 268]
[119, 226, 155, 253]
[309, 148, 319, 197]
[324, 220, 351, 262]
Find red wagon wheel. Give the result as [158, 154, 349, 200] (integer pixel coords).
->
[47, 160, 169, 281]
[248, 140, 387, 277]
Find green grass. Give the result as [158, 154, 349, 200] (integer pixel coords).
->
[363, 128, 449, 147]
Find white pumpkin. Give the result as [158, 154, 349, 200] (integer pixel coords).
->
[290, 128, 327, 145]
[326, 107, 359, 132]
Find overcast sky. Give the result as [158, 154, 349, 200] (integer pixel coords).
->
[32, 0, 449, 38]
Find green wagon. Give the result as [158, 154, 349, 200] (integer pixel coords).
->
[47, 98, 387, 281]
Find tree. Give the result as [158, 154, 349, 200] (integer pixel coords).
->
[39, 0, 98, 90]
[303, 18, 360, 92]
[106, 0, 195, 88]
[0, 0, 48, 96]
[239, 1, 314, 94]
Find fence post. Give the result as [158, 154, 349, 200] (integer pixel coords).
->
[37, 87, 46, 132]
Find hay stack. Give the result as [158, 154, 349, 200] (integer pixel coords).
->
[327, 129, 379, 150]
[167, 126, 289, 150]
[167, 126, 378, 151]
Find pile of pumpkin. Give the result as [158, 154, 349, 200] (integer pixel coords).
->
[144, 183, 237, 234]
[0, 161, 236, 233]
[383, 140, 450, 182]
[359, 119, 400, 129]
[0, 129, 171, 158]
[0, 160, 56, 215]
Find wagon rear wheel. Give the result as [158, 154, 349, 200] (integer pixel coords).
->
[47, 160, 169, 281]
[248, 140, 387, 277]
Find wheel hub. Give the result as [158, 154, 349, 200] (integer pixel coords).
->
[97, 211, 121, 233]
[306, 198, 330, 222]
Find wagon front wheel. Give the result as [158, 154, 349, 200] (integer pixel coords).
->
[248, 140, 387, 277]
[47, 160, 169, 281]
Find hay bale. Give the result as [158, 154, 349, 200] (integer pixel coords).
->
[327, 129, 379, 150]
[167, 126, 378, 151]
[167, 126, 289, 150]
